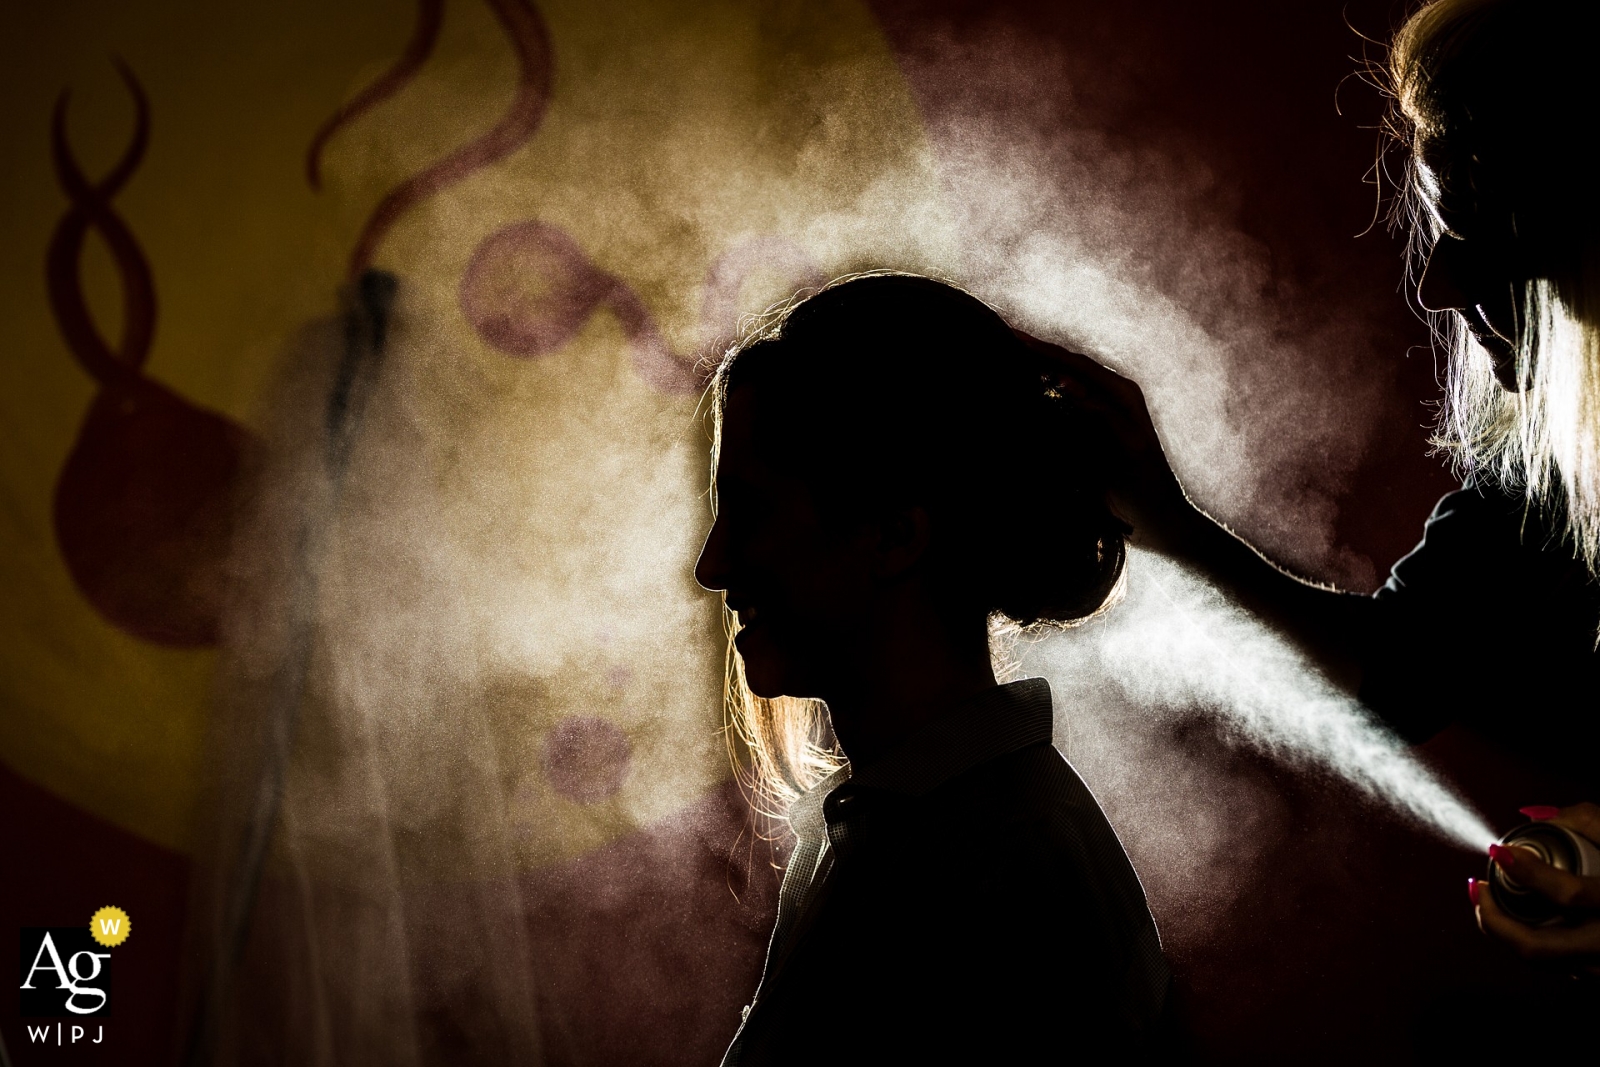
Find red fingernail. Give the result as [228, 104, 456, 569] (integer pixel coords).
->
[1489, 843, 1515, 868]
[1467, 878, 1481, 906]
[1520, 806, 1560, 821]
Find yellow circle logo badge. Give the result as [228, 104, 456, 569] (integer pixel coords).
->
[89, 906, 131, 947]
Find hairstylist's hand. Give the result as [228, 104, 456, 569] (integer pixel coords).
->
[1472, 803, 1600, 976]
[1011, 330, 1194, 552]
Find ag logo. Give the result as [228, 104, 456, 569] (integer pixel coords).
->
[19, 913, 122, 1018]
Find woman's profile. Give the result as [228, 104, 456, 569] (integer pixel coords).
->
[694, 273, 1170, 1064]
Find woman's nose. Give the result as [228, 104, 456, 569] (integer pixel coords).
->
[694, 512, 730, 592]
[1418, 237, 1472, 313]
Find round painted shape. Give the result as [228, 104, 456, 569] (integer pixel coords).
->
[459, 220, 613, 358]
[542, 715, 632, 804]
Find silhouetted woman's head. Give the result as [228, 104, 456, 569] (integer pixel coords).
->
[695, 272, 1127, 805]
[1388, 0, 1600, 564]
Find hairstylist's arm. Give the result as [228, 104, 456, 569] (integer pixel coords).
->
[1475, 804, 1600, 974]
[1015, 332, 1374, 687]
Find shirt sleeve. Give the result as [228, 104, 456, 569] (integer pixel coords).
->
[1359, 477, 1600, 747]
[1360, 482, 1499, 742]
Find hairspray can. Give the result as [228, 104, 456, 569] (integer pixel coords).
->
[1487, 822, 1600, 926]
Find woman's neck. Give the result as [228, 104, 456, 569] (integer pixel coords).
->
[822, 604, 998, 767]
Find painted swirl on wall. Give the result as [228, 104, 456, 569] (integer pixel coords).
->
[47, 61, 250, 648]
[310, 0, 554, 282]
[305, 0, 447, 194]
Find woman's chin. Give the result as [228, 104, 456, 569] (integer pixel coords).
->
[736, 627, 826, 701]
[740, 658, 790, 700]
[735, 642, 797, 700]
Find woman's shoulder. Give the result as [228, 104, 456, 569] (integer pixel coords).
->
[924, 744, 1165, 973]
[928, 742, 1135, 870]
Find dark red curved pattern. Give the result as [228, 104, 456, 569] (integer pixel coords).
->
[46, 63, 250, 648]
[459, 220, 614, 357]
[46, 61, 155, 388]
[305, 0, 446, 191]
[458, 219, 713, 393]
[460, 224, 821, 394]
[326, 0, 555, 281]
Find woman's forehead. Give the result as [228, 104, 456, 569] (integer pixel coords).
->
[719, 385, 759, 445]
[715, 388, 773, 480]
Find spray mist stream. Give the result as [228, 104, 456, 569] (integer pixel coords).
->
[1021, 550, 1496, 853]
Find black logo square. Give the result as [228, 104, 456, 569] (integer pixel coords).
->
[19, 928, 112, 1018]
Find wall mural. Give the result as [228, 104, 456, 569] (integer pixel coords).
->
[5, 0, 1526, 1063]
[16, 0, 916, 1061]
[50, 63, 247, 649]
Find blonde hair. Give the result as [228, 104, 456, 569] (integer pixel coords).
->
[1387, 0, 1600, 566]
[719, 614, 842, 815]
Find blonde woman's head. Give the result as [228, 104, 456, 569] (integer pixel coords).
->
[1387, 0, 1600, 563]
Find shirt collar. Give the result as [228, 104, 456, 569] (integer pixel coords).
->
[785, 677, 1056, 840]
[787, 763, 852, 846]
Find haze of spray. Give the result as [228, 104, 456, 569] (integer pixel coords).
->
[1015, 550, 1496, 853]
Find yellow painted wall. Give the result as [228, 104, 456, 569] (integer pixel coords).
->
[0, 0, 937, 860]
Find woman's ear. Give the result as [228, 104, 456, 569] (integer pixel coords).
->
[872, 504, 932, 580]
